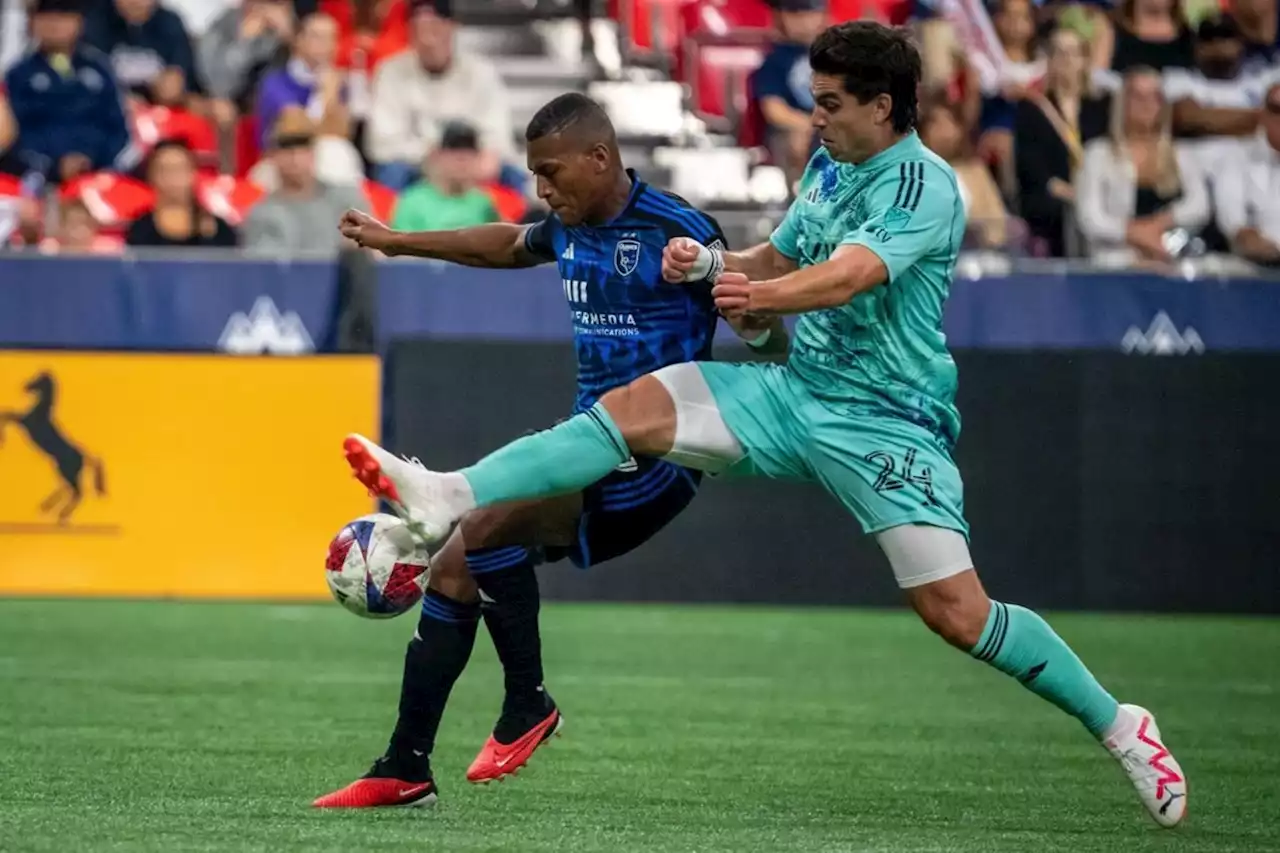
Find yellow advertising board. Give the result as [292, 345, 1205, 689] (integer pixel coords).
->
[0, 352, 377, 599]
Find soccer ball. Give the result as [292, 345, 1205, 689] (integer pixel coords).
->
[324, 513, 430, 619]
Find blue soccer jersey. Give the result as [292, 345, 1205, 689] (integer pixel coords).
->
[524, 170, 726, 413]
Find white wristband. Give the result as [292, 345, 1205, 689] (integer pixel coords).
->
[744, 328, 772, 349]
[683, 242, 725, 283]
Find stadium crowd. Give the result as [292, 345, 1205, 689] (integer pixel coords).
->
[0, 0, 1277, 270]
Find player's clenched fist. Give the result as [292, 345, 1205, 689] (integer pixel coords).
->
[339, 209, 397, 255]
[711, 272, 753, 319]
[662, 237, 701, 282]
[662, 236, 724, 283]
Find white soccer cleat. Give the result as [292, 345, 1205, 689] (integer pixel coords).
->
[343, 434, 457, 547]
[1103, 703, 1188, 827]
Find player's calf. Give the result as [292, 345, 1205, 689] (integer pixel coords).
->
[882, 524, 1187, 827]
[904, 567, 989, 650]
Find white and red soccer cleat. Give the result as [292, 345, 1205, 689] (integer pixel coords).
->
[343, 434, 461, 547]
[1103, 703, 1188, 827]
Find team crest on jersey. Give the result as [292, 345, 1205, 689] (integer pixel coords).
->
[614, 237, 641, 277]
[884, 207, 912, 231]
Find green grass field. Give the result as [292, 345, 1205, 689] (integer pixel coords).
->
[0, 600, 1276, 853]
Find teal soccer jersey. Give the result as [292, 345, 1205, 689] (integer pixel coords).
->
[694, 132, 970, 537]
[770, 133, 965, 446]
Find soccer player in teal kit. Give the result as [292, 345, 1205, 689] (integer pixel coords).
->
[343, 22, 1188, 826]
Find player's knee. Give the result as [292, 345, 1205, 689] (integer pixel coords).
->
[599, 376, 677, 457]
[427, 528, 480, 602]
[428, 556, 479, 602]
[909, 577, 989, 650]
[458, 506, 508, 548]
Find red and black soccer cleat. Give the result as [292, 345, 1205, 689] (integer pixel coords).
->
[466, 706, 564, 784]
[313, 757, 438, 808]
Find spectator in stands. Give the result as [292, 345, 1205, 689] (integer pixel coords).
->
[255, 11, 345, 150]
[323, 0, 411, 72]
[0, 91, 15, 167]
[975, 0, 1044, 192]
[247, 103, 363, 191]
[3, 0, 135, 182]
[1076, 67, 1209, 266]
[83, 0, 203, 107]
[242, 107, 362, 255]
[126, 139, 237, 247]
[1014, 26, 1111, 257]
[164, 0, 318, 37]
[391, 120, 497, 232]
[1215, 82, 1280, 265]
[200, 0, 295, 130]
[752, 0, 826, 186]
[920, 98, 1010, 249]
[1095, 0, 1195, 84]
[1165, 15, 1267, 252]
[1167, 16, 1264, 152]
[40, 197, 121, 254]
[367, 0, 515, 191]
[1234, 0, 1280, 71]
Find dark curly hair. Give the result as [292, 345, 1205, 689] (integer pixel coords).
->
[809, 21, 922, 134]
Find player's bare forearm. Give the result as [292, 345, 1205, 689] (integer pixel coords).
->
[723, 241, 800, 282]
[385, 224, 544, 268]
[747, 246, 885, 315]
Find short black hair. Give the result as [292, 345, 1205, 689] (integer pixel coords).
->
[525, 92, 616, 145]
[809, 22, 922, 135]
[1197, 14, 1240, 43]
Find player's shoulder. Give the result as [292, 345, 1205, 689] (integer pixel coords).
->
[867, 148, 960, 212]
[626, 184, 725, 246]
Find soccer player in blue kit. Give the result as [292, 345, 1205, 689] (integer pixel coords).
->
[317, 93, 784, 808]
[342, 24, 1189, 826]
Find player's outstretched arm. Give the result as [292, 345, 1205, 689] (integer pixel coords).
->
[338, 209, 548, 269]
[713, 246, 888, 317]
[663, 237, 798, 284]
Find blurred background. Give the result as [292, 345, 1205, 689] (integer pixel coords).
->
[0, 0, 1276, 614]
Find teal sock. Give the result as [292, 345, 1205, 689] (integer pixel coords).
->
[972, 601, 1119, 737]
[460, 403, 629, 508]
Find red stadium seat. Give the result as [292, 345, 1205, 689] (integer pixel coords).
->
[740, 73, 769, 152]
[614, 0, 683, 56]
[132, 105, 219, 169]
[689, 35, 769, 126]
[484, 183, 527, 224]
[362, 179, 398, 225]
[681, 0, 772, 36]
[60, 172, 156, 231]
[197, 174, 267, 227]
[234, 114, 261, 177]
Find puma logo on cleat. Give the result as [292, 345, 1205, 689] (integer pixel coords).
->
[1159, 792, 1184, 816]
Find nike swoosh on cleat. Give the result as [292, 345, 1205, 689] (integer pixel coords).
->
[398, 785, 430, 798]
[490, 714, 559, 770]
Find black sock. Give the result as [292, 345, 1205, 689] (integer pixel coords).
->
[383, 588, 480, 777]
[468, 547, 553, 740]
